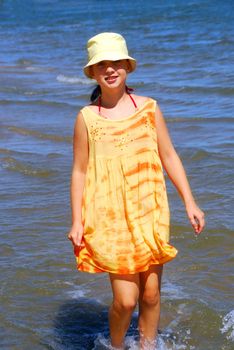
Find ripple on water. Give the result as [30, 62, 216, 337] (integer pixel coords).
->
[1, 156, 58, 177]
[7, 125, 72, 143]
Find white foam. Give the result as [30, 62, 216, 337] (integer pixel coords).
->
[63, 281, 74, 286]
[92, 332, 195, 350]
[56, 74, 94, 85]
[26, 66, 47, 72]
[92, 334, 140, 350]
[162, 281, 188, 300]
[64, 279, 107, 303]
[66, 287, 89, 299]
[220, 309, 234, 341]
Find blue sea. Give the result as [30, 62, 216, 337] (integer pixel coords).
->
[0, 1, 233, 349]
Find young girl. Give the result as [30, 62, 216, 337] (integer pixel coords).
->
[68, 32, 205, 349]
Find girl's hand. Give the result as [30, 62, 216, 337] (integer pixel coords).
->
[185, 201, 205, 235]
[67, 222, 85, 247]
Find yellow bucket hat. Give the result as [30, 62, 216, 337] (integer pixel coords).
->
[83, 32, 136, 78]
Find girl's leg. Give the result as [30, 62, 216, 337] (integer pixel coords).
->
[138, 264, 163, 347]
[108, 273, 140, 349]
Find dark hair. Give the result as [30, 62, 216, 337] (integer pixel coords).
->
[90, 85, 101, 102]
[90, 85, 134, 103]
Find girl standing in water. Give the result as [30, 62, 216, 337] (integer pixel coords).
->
[68, 32, 205, 349]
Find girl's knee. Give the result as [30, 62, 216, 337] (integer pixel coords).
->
[113, 297, 138, 313]
[141, 288, 160, 307]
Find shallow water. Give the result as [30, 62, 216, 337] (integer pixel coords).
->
[0, 0, 234, 349]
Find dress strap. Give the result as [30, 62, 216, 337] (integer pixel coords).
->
[98, 94, 101, 113]
[127, 89, 137, 109]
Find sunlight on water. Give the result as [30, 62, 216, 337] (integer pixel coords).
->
[56, 74, 94, 85]
[220, 310, 234, 342]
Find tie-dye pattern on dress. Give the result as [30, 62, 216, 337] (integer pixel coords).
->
[74, 98, 178, 274]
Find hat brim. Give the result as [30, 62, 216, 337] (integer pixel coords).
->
[83, 52, 136, 78]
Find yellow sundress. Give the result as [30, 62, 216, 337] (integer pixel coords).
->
[74, 98, 178, 274]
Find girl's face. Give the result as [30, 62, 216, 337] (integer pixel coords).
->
[90, 59, 130, 89]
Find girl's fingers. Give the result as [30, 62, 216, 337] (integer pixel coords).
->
[192, 212, 205, 235]
[191, 217, 199, 234]
[67, 229, 84, 247]
[76, 234, 84, 247]
[188, 206, 205, 235]
[199, 214, 205, 233]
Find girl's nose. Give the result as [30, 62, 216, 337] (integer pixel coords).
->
[106, 63, 115, 72]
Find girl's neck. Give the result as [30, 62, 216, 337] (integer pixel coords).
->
[98, 86, 137, 119]
[99, 85, 127, 109]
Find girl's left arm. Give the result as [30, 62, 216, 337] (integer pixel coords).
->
[155, 104, 205, 235]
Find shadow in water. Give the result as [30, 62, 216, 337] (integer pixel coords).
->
[53, 297, 110, 350]
[52, 297, 139, 350]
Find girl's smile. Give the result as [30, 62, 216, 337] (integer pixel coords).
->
[105, 75, 119, 84]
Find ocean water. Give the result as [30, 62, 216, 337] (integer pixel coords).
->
[0, 0, 233, 349]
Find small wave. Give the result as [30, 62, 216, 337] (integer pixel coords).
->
[0, 244, 15, 257]
[220, 310, 234, 341]
[183, 148, 233, 162]
[2, 157, 57, 178]
[216, 38, 234, 46]
[0, 148, 14, 155]
[16, 58, 35, 66]
[162, 281, 188, 300]
[56, 74, 94, 85]
[47, 152, 63, 158]
[190, 149, 210, 161]
[0, 148, 63, 159]
[7, 126, 72, 143]
[26, 66, 53, 72]
[66, 288, 90, 299]
[0, 98, 72, 107]
[178, 85, 234, 96]
[167, 116, 234, 124]
[139, 63, 155, 68]
[92, 335, 138, 350]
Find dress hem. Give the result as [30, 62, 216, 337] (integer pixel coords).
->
[76, 252, 178, 274]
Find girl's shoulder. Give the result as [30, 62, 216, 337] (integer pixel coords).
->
[81, 103, 97, 112]
[131, 94, 157, 108]
[132, 94, 149, 104]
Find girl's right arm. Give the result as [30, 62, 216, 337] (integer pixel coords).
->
[68, 111, 89, 247]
